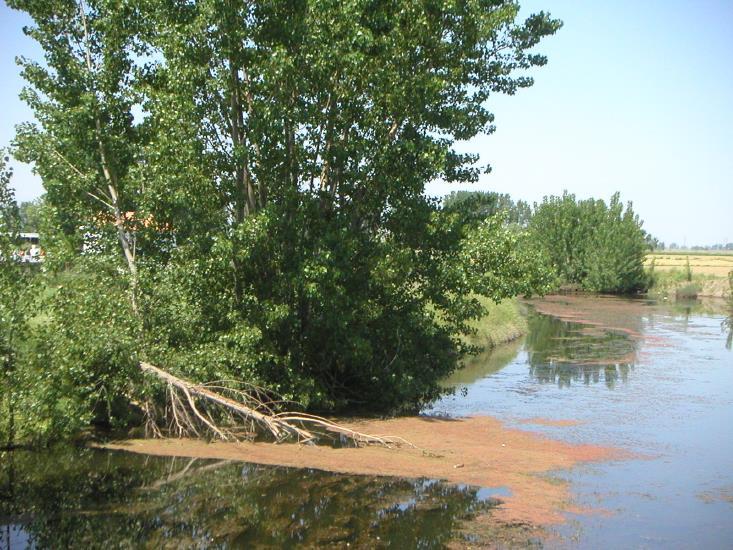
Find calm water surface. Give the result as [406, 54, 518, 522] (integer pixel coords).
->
[434, 297, 733, 548]
[0, 447, 500, 548]
[1, 297, 731, 548]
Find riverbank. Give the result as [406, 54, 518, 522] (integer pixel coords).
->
[645, 253, 732, 300]
[100, 298, 610, 536]
[434, 293, 733, 547]
[647, 269, 731, 300]
[9, 294, 731, 548]
[468, 296, 528, 348]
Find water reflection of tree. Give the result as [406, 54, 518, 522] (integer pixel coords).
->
[525, 315, 636, 389]
[528, 362, 631, 389]
[669, 298, 733, 346]
[0, 447, 499, 548]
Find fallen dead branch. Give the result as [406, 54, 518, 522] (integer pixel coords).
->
[139, 362, 398, 447]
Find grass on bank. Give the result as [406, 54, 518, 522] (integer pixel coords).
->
[646, 265, 732, 300]
[465, 296, 527, 349]
[439, 296, 526, 389]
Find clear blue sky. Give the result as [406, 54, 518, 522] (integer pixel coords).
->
[2, 0, 732, 246]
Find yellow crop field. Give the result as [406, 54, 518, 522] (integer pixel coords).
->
[645, 252, 733, 277]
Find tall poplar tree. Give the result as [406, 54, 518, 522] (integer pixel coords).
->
[9, 0, 561, 436]
[132, 0, 561, 410]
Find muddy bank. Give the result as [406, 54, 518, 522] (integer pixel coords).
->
[103, 415, 621, 527]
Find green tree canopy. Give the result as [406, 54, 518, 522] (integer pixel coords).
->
[443, 190, 532, 228]
[0, 151, 27, 446]
[18, 197, 45, 233]
[7, 0, 561, 438]
[529, 191, 650, 294]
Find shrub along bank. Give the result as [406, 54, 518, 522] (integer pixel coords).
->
[441, 190, 655, 295]
[646, 268, 732, 300]
[528, 192, 651, 294]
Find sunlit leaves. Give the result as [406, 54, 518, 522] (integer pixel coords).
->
[530, 192, 650, 293]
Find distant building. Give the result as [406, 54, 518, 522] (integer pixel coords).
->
[15, 233, 44, 263]
[19, 232, 40, 246]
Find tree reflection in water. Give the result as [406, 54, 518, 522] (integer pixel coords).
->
[524, 314, 637, 389]
[0, 446, 502, 548]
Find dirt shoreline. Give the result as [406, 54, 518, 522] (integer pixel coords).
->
[102, 415, 623, 527]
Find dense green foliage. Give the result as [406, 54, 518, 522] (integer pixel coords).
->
[19, 197, 44, 233]
[443, 191, 532, 228]
[443, 190, 653, 295]
[0, 152, 34, 446]
[5, 0, 560, 440]
[528, 192, 650, 293]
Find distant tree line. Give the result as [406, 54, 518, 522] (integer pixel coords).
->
[664, 242, 733, 251]
[18, 198, 44, 233]
[443, 190, 652, 294]
[442, 191, 532, 227]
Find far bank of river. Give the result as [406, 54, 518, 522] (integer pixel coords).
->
[2, 294, 732, 548]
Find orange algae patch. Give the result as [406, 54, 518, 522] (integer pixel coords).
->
[698, 485, 733, 506]
[103, 415, 620, 527]
[526, 294, 652, 342]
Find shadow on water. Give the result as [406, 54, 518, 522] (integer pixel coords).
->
[524, 313, 637, 389]
[0, 446, 501, 549]
[442, 337, 524, 389]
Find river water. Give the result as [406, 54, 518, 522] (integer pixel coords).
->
[1, 296, 732, 548]
[435, 296, 733, 548]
